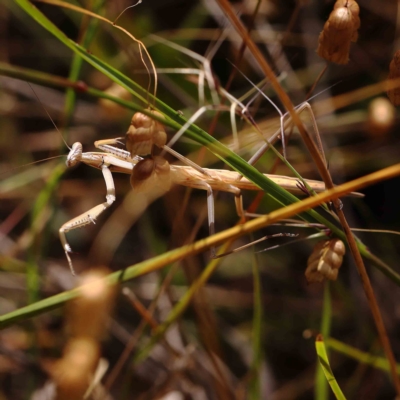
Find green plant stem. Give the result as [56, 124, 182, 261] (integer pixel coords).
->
[315, 283, 332, 400]
[327, 337, 400, 375]
[316, 335, 346, 400]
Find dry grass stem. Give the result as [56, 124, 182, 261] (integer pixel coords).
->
[388, 50, 400, 105]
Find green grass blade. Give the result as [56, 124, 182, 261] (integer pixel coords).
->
[0, 61, 87, 91]
[315, 282, 332, 400]
[0, 62, 147, 115]
[327, 337, 400, 375]
[0, 239, 227, 328]
[316, 334, 347, 400]
[63, 0, 104, 129]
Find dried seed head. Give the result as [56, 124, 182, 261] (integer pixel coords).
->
[387, 50, 400, 106]
[67, 268, 116, 341]
[317, 0, 360, 65]
[368, 97, 395, 136]
[305, 239, 346, 283]
[335, 0, 360, 38]
[126, 110, 167, 156]
[52, 337, 99, 400]
[131, 156, 171, 195]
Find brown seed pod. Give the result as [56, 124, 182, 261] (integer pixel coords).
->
[131, 156, 171, 195]
[317, 0, 360, 65]
[126, 110, 167, 156]
[305, 239, 346, 283]
[387, 50, 400, 106]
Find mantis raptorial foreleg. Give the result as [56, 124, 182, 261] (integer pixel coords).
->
[59, 163, 116, 275]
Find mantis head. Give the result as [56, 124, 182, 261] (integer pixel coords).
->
[66, 142, 83, 168]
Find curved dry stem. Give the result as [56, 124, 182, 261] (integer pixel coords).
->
[149, 34, 220, 106]
[34, 0, 158, 105]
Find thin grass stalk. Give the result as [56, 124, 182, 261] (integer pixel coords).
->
[0, 62, 150, 115]
[314, 76, 400, 115]
[215, 1, 400, 392]
[335, 207, 400, 394]
[327, 337, 400, 375]
[63, 0, 103, 130]
[287, 54, 400, 393]
[34, 0, 158, 99]
[0, 61, 88, 91]
[215, 0, 326, 174]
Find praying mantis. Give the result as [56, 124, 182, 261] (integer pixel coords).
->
[0, 22, 362, 275]
[60, 109, 361, 275]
